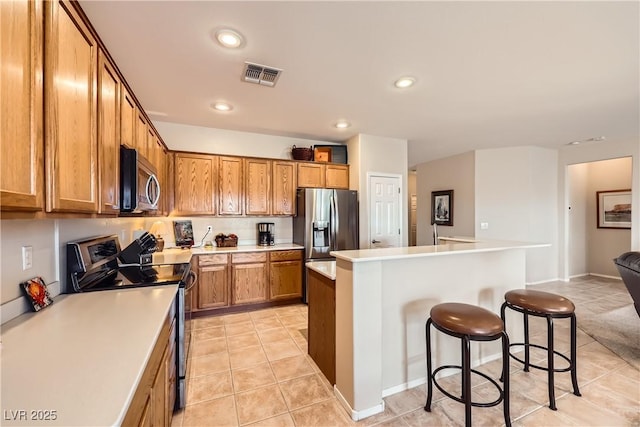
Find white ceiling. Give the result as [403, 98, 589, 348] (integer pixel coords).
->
[79, 1, 639, 168]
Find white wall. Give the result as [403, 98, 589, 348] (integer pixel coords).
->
[558, 138, 640, 280]
[586, 157, 632, 277]
[475, 146, 559, 284]
[568, 163, 589, 276]
[415, 151, 475, 245]
[346, 134, 409, 249]
[153, 121, 338, 159]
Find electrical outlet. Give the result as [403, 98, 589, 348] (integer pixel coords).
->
[480, 222, 489, 230]
[207, 226, 213, 233]
[22, 246, 33, 270]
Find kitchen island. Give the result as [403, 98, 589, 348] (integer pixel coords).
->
[330, 239, 547, 420]
[1, 285, 177, 426]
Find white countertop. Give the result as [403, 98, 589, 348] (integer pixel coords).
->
[331, 239, 549, 263]
[191, 243, 303, 254]
[0, 285, 178, 426]
[306, 261, 336, 280]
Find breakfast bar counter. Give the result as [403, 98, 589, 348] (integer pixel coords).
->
[330, 239, 547, 421]
[0, 285, 178, 426]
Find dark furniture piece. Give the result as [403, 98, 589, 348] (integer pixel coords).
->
[501, 289, 581, 411]
[613, 252, 640, 317]
[425, 303, 511, 427]
[307, 268, 336, 384]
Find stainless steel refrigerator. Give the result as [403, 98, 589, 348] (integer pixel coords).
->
[293, 188, 359, 302]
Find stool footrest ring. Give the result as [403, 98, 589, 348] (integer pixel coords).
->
[509, 343, 572, 373]
[432, 365, 504, 408]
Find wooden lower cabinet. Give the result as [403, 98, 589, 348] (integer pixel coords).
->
[231, 253, 268, 305]
[197, 254, 230, 309]
[270, 250, 302, 300]
[122, 311, 175, 426]
[192, 249, 302, 314]
[307, 268, 336, 384]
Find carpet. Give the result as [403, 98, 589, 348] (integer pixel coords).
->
[578, 304, 640, 370]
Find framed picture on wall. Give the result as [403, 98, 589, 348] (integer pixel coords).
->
[431, 190, 454, 226]
[597, 189, 631, 229]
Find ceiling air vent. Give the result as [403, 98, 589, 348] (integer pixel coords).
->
[242, 62, 282, 87]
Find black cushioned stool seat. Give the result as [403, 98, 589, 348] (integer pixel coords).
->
[501, 289, 581, 411]
[424, 303, 511, 427]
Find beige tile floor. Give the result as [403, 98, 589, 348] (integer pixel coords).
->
[171, 276, 640, 426]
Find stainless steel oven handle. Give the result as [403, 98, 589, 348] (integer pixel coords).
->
[186, 270, 197, 291]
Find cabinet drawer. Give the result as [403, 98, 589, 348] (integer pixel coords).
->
[232, 252, 267, 264]
[198, 254, 229, 266]
[270, 250, 302, 262]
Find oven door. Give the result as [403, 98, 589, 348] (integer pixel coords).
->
[176, 270, 196, 409]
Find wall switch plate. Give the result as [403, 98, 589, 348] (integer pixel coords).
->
[22, 246, 33, 270]
[480, 222, 489, 230]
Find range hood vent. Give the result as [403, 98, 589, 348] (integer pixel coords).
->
[242, 62, 282, 87]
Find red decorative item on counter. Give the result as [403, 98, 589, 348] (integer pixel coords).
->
[20, 276, 53, 312]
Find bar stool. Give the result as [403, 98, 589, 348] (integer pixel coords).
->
[424, 303, 511, 427]
[501, 289, 581, 410]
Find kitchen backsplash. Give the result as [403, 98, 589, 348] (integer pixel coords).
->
[1, 216, 293, 324]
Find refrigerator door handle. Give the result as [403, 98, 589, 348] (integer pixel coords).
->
[330, 190, 339, 250]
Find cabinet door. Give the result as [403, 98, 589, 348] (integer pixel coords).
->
[270, 260, 302, 300]
[45, 0, 98, 213]
[232, 263, 268, 305]
[218, 156, 243, 215]
[120, 87, 136, 149]
[97, 49, 120, 214]
[272, 161, 296, 215]
[0, 0, 44, 211]
[297, 163, 325, 188]
[173, 152, 216, 215]
[325, 164, 349, 189]
[245, 158, 271, 215]
[151, 347, 168, 427]
[136, 112, 149, 159]
[198, 264, 230, 309]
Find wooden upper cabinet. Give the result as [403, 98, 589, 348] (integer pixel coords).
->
[245, 158, 271, 216]
[173, 152, 216, 215]
[218, 156, 243, 215]
[120, 86, 137, 151]
[44, 0, 98, 213]
[0, 0, 44, 211]
[97, 49, 120, 214]
[272, 161, 297, 215]
[325, 164, 349, 189]
[136, 112, 149, 159]
[297, 162, 325, 188]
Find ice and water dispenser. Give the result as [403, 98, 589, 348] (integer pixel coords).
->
[312, 221, 330, 250]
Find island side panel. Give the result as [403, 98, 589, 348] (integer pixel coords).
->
[380, 248, 526, 392]
[335, 258, 385, 420]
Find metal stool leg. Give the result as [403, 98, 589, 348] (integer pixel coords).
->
[425, 318, 434, 411]
[546, 315, 557, 410]
[462, 335, 472, 427]
[570, 314, 581, 397]
[501, 331, 512, 427]
[523, 310, 530, 372]
[500, 302, 508, 383]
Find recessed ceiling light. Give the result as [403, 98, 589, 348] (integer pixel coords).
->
[335, 121, 350, 129]
[212, 102, 233, 112]
[215, 28, 244, 49]
[394, 77, 416, 89]
[567, 141, 581, 146]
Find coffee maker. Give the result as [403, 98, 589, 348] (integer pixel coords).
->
[257, 222, 275, 246]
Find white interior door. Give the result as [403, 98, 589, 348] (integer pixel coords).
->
[369, 175, 401, 248]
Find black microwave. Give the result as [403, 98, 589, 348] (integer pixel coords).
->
[120, 145, 160, 212]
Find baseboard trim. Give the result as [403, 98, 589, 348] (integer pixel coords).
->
[526, 277, 565, 285]
[589, 273, 622, 281]
[334, 385, 384, 421]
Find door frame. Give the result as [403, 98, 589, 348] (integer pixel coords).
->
[366, 172, 403, 249]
